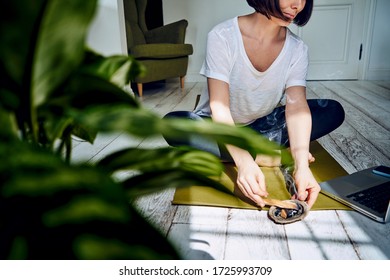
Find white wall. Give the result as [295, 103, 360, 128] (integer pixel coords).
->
[86, 0, 127, 56]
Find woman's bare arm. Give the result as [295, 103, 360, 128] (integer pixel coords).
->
[208, 78, 268, 206]
[285, 86, 320, 208]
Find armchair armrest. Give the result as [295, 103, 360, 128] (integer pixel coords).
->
[144, 19, 188, 44]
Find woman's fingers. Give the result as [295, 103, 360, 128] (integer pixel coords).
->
[238, 183, 265, 207]
[305, 184, 321, 209]
[308, 152, 315, 163]
[237, 168, 268, 207]
[294, 167, 321, 209]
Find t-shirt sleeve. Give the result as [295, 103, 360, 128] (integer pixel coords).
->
[200, 29, 232, 84]
[285, 41, 309, 89]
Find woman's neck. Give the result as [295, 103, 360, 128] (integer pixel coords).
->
[238, 12, 286, 44]
[237, 12, 287, 72]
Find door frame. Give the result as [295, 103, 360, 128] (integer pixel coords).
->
[359, 0, 376, 80]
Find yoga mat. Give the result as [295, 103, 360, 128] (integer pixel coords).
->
[173, 141, 351, 210]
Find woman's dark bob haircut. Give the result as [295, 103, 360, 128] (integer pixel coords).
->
[246, 0, 313, 27]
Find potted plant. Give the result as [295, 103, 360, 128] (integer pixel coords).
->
[0, 0, 289, 259]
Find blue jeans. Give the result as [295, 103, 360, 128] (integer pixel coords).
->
[163, 99, 345, 162]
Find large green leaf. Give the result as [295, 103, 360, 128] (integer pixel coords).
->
[98, 147, 230, 199]
[0, 0, 47, 142]
[41, 75, 139, 116]
[0, 0, 98, 143]
[32, 0, 97, 107]
[0, 0, 45, 85]
[0, 146, 123, 203]
[62, 74, 139, 109]
[0, 108, 19, 141]
[38, 74, 139, 148]
[80, 50, 146, 88]
[98, 146, 223, 176]
[0, 140, 179, 259]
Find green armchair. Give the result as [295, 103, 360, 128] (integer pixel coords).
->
[123, 0, 193, 97]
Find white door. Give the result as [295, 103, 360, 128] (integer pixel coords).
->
[290, 0, 367, 80]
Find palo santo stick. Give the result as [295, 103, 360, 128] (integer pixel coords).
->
[263, 198, 298, 209]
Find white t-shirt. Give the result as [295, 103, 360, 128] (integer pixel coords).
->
[194, 17, 309, 125]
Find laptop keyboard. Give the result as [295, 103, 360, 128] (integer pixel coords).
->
[346, 181, 390, 214]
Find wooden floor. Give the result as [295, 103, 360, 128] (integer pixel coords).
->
[71, 80, 390, 260]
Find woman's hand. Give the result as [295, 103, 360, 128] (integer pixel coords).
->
[236, 157, 269, 207]
[293, 165, 321, 209]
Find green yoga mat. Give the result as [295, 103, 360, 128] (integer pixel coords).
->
[173, 141, 351, 211]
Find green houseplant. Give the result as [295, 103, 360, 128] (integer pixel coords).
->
[0, 0, 291, 259]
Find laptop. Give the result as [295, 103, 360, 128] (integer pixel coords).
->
[320, 165, 390, 223]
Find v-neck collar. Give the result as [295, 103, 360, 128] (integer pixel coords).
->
[234, 16, 290, 75]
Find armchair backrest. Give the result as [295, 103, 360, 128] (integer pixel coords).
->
[123, 0, 149, 47]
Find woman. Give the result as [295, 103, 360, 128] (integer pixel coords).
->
[164, 0, 345, 209]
